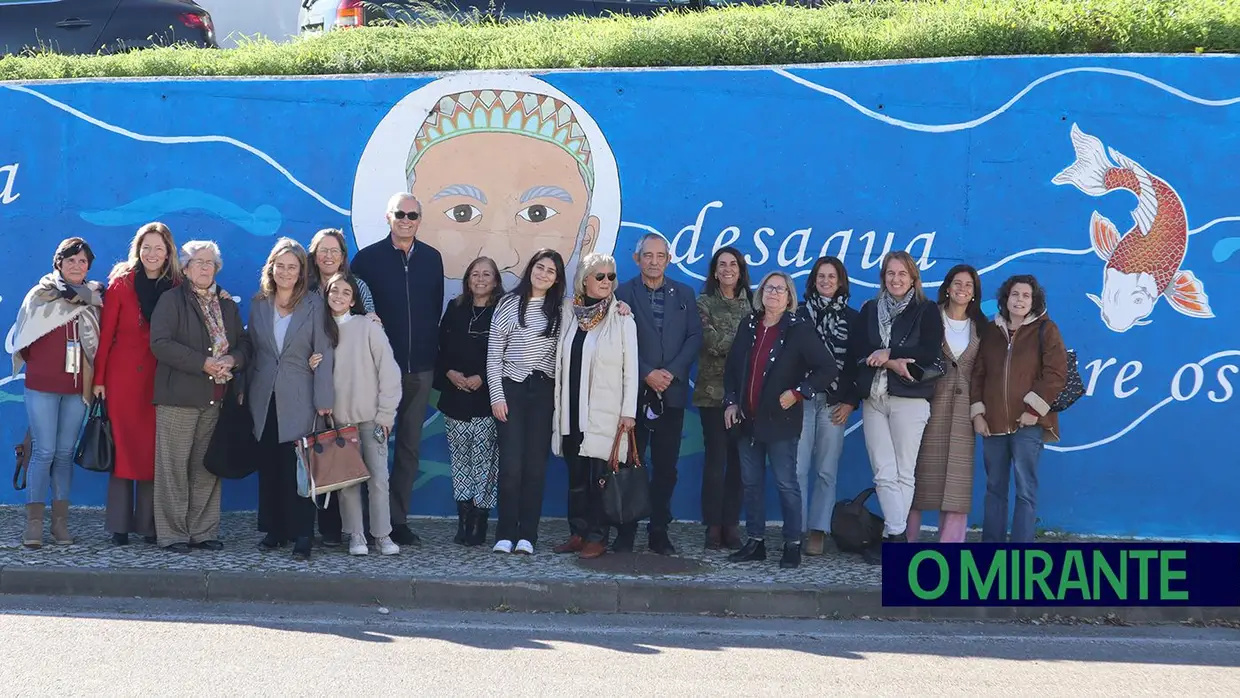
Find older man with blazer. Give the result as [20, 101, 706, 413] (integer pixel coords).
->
[613, 233, 703, 555]
[247, 248, 336, 561]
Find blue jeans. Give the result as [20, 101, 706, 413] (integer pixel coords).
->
[738, 436, 802, 544]
[795, 394, 846, 533]
[24, 388, 86, 505]
[981, 426, 1044, 543]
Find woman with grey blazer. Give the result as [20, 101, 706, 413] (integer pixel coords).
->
[248, 238, 336, 561]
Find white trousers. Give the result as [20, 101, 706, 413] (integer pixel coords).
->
[862, 394, 931, 536]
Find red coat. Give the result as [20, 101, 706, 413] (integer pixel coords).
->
[93, 271, 174, 481]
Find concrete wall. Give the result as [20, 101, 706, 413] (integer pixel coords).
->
[1, 55, 1238, 539]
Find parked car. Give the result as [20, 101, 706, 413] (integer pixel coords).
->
[298, 0, 737, 33]
[0, 0, 218, 56]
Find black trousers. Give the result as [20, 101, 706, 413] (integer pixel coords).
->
[617, 405, 685, 539]
[256, 398, 316, 542]
[563, 432, 608, 544]
[495, 373, 555, 545]
[698, 406, 743, 527]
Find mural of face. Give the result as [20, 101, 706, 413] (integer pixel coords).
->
[351, 74, 621, 311]
[411, 131, 598, 287]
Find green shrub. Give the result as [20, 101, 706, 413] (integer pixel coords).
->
[1, 0, 1236, 81]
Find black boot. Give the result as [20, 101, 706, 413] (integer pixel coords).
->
[728, 538, 766, 562]
[780, 541, 802, 569]
[863, 533, 904, 566]
[454, 501, 472, 545]
[467, 508, 490, 546]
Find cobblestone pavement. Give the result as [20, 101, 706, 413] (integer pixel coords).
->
[0, 507, 885, 587]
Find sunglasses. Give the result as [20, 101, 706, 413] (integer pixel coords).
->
[593, 272, 617, 282]
[392, 210, 420, 220]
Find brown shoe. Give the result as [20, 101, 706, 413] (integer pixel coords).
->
[722, 525, 745, 550]
[805, 530, 826, 556]
[23, 503, 43, 549]
[50, 500, 73, 545]
[704, 525, 722, 550]
[578, 541, 606, 559]
[553, 535, 584, 554]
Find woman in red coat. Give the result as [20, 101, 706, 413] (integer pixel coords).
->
[93, 222, 181, 546]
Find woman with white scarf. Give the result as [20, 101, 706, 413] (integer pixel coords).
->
[793, 256, 861, 556]
[11, 237, 104, 548]
[851, 251, 944, 565]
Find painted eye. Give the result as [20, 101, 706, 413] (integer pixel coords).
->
[445, 204, 481, 223]
[518, 205, 559, 223]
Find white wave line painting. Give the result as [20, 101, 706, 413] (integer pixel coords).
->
[1, 84, 351, 216]
[1189, 216, 1240, 236]
[773, 66, 1240, 133]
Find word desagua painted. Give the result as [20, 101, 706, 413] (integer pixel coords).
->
[0, 54, 1236, 539]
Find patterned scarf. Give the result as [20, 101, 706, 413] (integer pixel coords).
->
[192, 283, 230, 384]
[572, 295, 609, 332]
[872, 289, 913, 398]
[805, 292, 850, 395]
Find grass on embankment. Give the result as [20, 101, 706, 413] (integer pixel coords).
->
[1, 0, 1236, 81]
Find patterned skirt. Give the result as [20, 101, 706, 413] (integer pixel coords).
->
[445, 416, 499, 509]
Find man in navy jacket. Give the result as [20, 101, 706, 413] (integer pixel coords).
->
[613, 233, 702, 555]
[351, 192, 444, 547]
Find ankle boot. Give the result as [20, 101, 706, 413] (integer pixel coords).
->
[467, 508, 490, 546]
[454, 501, 472, 545]
[23, 503, 43, 549]
[50, 500, 73, 545]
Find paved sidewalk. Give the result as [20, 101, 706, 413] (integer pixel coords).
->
[0, 507, 1230, 623]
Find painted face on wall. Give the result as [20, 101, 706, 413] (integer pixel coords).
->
[405, 89, 601, 291]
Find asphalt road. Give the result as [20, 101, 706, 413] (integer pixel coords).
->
[0, 595, 1236, 695]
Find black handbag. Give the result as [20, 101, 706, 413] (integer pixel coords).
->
[12, 428, 30, 490]
[829, 488, 886, 553]
[205, 382, 260, 479]
[599, 424, 651, 526]
[895, 304, 946, 386]
[74, 396, 114, 473]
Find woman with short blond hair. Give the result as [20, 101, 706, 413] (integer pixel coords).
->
[852, 251, 944, 564]
[550, 252, 639, 559]
[723, 270, 836, 569]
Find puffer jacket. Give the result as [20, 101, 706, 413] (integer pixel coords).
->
[969, 311, 1068, 442]
[692, 289, 753, 407]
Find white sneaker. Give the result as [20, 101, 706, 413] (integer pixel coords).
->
[376, 536, 400, 556]
[515, 539, 534, 555]
[493, 539, 514, 553]
[348, 534, 368, 556]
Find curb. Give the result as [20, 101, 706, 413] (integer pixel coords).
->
[2, 565, 1237, 623]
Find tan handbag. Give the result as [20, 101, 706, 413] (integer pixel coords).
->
[294, 416, 370, 507]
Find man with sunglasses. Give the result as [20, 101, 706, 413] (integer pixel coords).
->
[351, 192, 444, 548]
[613, 233, 702, 555]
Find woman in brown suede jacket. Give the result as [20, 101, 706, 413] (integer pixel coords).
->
[969, 274, 1067, 544]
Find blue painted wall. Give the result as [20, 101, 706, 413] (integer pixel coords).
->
[1, 55, 1237, 540]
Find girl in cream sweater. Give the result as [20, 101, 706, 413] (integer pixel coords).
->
[323, 273, 403, 556]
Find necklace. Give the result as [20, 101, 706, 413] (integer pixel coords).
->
[468, 304, 490, 337]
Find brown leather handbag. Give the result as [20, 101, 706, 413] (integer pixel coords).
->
[598, 423, 650, 526]
[294, 416, 370, 507]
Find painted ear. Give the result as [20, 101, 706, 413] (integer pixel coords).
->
[1086, 293, 1103, 309]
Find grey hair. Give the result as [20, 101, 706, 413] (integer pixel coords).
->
[753, 270, 798, 314]
[633, 232, 669, 256]
[574, 252, 616, 298]
[387, 192, 420, 213]
[180, 240, 223, 271]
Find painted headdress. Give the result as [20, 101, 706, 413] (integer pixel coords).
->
[405, 89, 595, 191]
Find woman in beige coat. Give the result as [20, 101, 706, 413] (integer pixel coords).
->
[550, 252, 639, 560]
[908, 264, 984, 543]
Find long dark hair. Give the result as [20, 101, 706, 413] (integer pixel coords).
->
[318, 273, 360, 349]
[937, 264, 986, 325]
[512, 248, 565, 337]
[804, 255, 850, 303]
[453, 256, 504, 308]
[997, 274, 1047, 322]
[702, 246, 752, 301]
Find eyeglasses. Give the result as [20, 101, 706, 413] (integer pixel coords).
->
[392, 210, 420, 220]
[764, 285, 789, 296]
[593, 272, 617, 282]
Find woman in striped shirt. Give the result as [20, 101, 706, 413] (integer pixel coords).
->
[487, 249, 567, 554]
